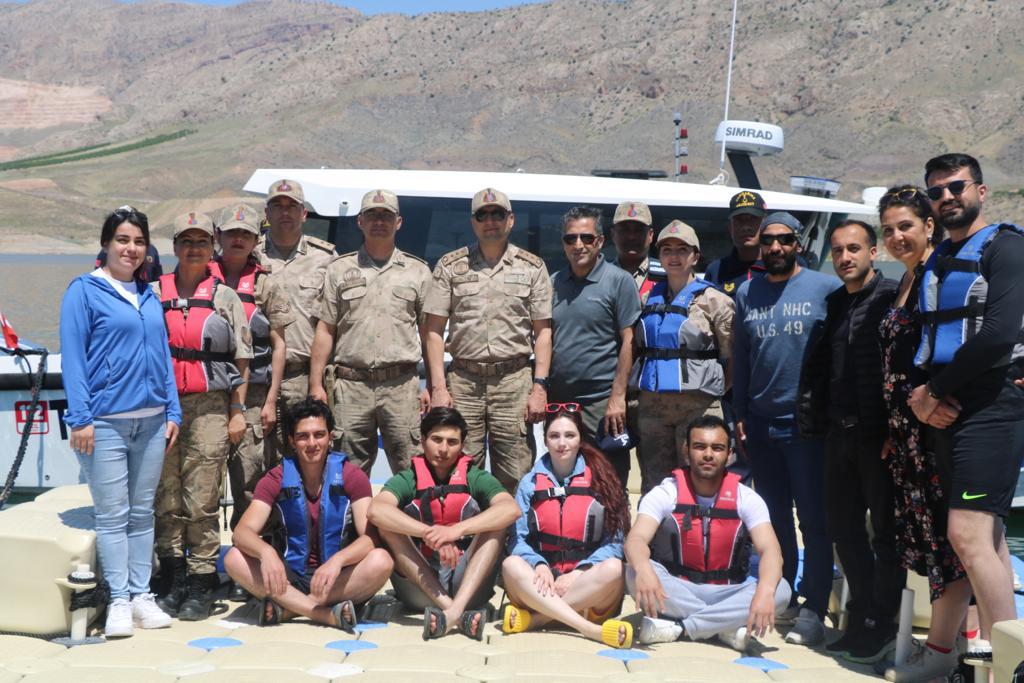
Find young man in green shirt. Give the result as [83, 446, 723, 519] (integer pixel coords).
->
[368, 407, 520, 640]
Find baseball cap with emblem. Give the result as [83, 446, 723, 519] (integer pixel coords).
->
[729, 190, 767, 219]
[267, 179, 305, 205]
[613, 201, 652, 227]
[471, 187, 512, 213]
[173, 211, 214, 238]
[655, 220, 700, 249]
[360, 189, 400, 215]
[218, 203, 261, 235]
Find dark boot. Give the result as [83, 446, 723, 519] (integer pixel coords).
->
[178, 572, 218, 621]
[155, 557, 188, 617]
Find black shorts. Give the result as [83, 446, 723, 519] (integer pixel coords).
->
[285, 563, 311, 594]
[934, 370, 1024, 517]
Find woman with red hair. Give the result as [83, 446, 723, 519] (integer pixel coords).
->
[501, 405, 633, 648]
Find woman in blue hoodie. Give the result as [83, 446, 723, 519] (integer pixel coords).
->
[60, 206, 182, 638]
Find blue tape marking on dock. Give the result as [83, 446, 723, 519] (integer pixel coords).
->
[597, 649, 649, 661]
[734, 656, 788, 671]
[188, 637, 243, 650]
[326, 640, 378, 653]
[354, 622, 388, 631]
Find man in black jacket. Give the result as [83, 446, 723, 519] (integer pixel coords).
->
[798, 220, 903, 663]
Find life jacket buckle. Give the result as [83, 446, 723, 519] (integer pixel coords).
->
[551, 486, 566, 498]
[169, 297, 189, 310]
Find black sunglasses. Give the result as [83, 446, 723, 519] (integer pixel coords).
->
[925, 179, 976, 201]
[759, 233, 797, 247]
[473, 209, 508, 221]
[562, 233, 598, 245]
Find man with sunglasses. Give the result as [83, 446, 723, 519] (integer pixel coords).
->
[309, 189, 430, 478]
[895, 153, 1024, 679]
[423, 188, 553, 492]
[732, 212, 841, 646]
[550, 206, 642, 486]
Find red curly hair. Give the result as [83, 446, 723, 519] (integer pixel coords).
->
[543, 410, 631, 538]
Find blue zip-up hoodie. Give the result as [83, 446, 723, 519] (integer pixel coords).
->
[60, 273, 181, 428]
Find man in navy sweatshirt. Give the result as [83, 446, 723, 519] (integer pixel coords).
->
[732, 212, 841, 646]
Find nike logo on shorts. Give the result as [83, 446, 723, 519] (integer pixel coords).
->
[961, 491, 988, 500]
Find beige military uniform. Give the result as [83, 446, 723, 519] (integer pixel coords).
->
[221, 263, 296, 530]
[423, 243, 552, 491]
[317, 247, 431, 474]
[255, 233, 335, 459]
[151, 279, 253, 575]
[637, 285, 735, 493]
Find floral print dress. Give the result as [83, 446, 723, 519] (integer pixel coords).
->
[879, 278, 965, 601]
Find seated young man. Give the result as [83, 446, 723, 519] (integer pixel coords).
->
[368, 406, 521, 640]
[624, 414, 791, 651]
[224, 398, 394, 628]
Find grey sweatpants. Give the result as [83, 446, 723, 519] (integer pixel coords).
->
[627, 560, 792, 640]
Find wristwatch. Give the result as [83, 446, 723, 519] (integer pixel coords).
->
[533, 377, 550, 390]
[229, 403, 246, 412]
[926, 383, 941, 400]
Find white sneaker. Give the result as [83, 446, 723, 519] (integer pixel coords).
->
[105, 597, 134, 638]
[884, 640, 958, 682]
[131, 593, 172, 629]
[639, 616, 684, 644]
[784, 607, 825, 646]
[717, 626, 749, 653]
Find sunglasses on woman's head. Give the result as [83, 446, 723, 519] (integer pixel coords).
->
[546, 402, 580, 413]
[881, 188, 923, 203]
[562, 233, 598, 245]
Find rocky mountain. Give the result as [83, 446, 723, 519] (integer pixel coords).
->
[1, 0, 1022, 246]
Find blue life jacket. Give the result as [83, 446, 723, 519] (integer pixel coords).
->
[276, 452, 351, 577]
[636, 279, 724, 394]
[915, 223, 1024, 369]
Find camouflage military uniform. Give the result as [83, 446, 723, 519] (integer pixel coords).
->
[255, 233, 335, 458]
[223, 265, 295, 529]
[423, 243, 552, 491]
[637, 285, 734, 492]
[317, 246, 430, 474]
[152, 281, 252, 575]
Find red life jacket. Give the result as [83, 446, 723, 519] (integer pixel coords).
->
[159, 272, 237, 394]
[402, 455, 479, 561]
[651, 469, 750, 585]
[208, 259, 272, 385]
[527, 464, 604, 574]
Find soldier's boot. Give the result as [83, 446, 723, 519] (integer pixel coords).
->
[177, 572, 219, 621]
[155, 557, 188, 617]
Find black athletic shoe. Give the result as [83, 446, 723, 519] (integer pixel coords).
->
[825, 627, 865, 655]
[843, 623, 897, 664]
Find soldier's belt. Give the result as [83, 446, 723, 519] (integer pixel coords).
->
[335, 363, 417, 383]
[450, 355, 530, 377]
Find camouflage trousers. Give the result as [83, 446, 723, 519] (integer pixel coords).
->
[333, 372, 420, 477]
[154, 391, 229, 575]
[448, 364, 533, 493]
[227, 383, 278, 530]
[637, 391, 723, 494]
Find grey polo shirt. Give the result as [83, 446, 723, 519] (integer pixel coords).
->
[550, 255, 642, 402]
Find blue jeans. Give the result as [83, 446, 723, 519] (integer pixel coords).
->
[76, 413, 167, 600]
[746, 414, 831, 618]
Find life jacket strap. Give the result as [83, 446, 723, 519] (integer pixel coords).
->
[642, 303, 690, 316]
[169, 346, 234, 362]
[237, 292, 257, 304]
[933, 255, 982, 277]
[162, 298, 216, 311]
[922, 300, 986, 325]
[533, 485, 593, 502]
[663, 562, 744, 584]
[639, 348, 719, 360]
[535, 531, 595, 552]
[672, 503, 740, 520]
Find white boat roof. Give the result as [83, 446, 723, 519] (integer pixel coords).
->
[243, 168, 872, 218]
